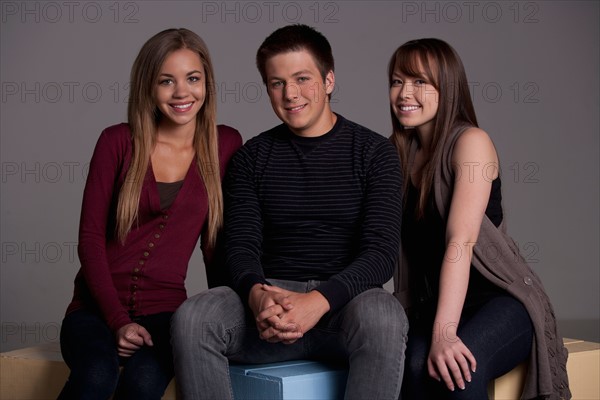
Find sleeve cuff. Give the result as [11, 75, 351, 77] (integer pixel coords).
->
[314, 279, 352, 313]
[237, 273, 269, 305]
[108, 314, 133, 333]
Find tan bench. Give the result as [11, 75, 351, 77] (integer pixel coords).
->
[0, 343, 177, 399]
[1, 338, 598, 399]
[489, 338, 599, 400]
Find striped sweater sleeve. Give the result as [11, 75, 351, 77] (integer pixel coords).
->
[314, 139, 403, 311]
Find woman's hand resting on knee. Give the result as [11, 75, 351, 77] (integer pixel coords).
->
[116, 323, 153, 357]
[427, 332, 477, 392]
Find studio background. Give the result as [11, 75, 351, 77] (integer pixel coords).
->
[1, 0, 598, 351]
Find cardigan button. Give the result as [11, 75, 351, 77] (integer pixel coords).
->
[523, 276, 533, 286]
[148, 242, 154, 248]
[154, 233, 160, 239]
[143, 251, 149, 257]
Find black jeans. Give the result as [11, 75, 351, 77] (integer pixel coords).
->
[401, 295, 533, 400]
[58, 309, 174, 400]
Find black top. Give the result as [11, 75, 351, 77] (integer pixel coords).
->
[402, 177, 505, 315]
[157, 180, 184, 210]
[289, 128, 335, 155]
[224, 114, 403, 312]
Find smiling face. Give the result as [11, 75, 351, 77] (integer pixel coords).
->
[265, 50, 336, 137]
[389, 61, 439, 137]
[155, 48, 206, 132]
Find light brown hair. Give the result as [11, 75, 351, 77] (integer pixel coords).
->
[117, 28, 222, 247]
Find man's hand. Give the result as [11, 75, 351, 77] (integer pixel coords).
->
[257, 285, 330, 344]
[248, 284, 297, 342]
[115, 322, 153, 357]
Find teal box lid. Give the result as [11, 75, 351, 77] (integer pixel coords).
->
[230, 360, 347, 400]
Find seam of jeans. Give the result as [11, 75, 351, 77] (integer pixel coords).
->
[225, 363, 235, 400]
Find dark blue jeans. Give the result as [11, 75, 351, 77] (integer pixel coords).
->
[401, 295, 533, 400]
[58, 309, 174, 400]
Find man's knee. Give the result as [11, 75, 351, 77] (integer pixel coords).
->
[172, 286, 244, 347]
[350, 290, 406, 324]
[173, 287, 235, 326]
[343, 289, 408, 341]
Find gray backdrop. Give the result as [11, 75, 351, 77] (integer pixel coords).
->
[1, 1, 598, 351]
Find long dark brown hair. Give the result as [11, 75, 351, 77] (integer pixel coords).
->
[117, 28, 222, 247]
[388, 38, 478, 217]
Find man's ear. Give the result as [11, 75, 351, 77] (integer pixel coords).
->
[325, 70, 335, 95]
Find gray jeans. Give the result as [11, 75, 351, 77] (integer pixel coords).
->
[171, 279, 408, 400]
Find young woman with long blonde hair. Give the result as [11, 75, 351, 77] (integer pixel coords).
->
[58, 28, 242, 399]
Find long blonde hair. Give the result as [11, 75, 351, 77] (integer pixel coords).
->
[388, 38, 478, 218]
[116, 28, 222, 247]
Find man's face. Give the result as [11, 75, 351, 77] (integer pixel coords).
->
[264, 50, 335, 137]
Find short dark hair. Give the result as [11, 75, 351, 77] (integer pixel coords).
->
[256, 24, 334, 84]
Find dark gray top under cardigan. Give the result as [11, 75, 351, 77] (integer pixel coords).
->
[393, 123, 571, 400]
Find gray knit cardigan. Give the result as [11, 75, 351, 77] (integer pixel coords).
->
[393, 124, 571, 400]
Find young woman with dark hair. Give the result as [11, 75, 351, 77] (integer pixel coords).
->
[389, 38, 570, 400]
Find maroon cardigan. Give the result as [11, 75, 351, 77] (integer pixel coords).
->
[65, 123, 242, 332]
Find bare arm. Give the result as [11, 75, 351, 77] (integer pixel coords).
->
[427, 128, 499, 391]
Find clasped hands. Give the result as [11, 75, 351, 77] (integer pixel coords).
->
[248, 284, 330, 344]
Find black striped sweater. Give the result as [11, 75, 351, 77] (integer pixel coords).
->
[224, 115, 403, 312]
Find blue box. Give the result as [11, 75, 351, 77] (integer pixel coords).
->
[230, 360, 348, 400]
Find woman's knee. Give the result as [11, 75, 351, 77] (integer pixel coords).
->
[404, 330, 430, 375]
[61, 358, 119, 399]
[85, 362, 120, 391]
[401, 349, 432, 400]
[459, 296, 532, 375]
[115, 366, 171, 400]
[443, 373, 489, 400]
